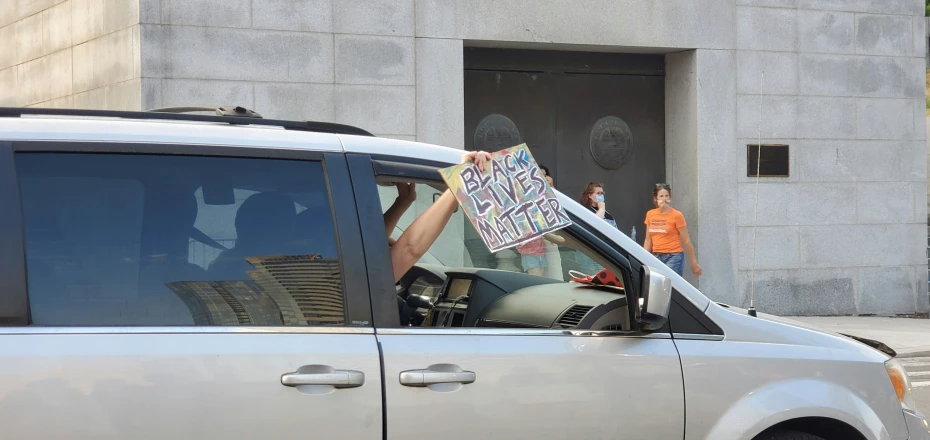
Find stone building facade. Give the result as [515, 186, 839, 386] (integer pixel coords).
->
[0, 0, 927, 316]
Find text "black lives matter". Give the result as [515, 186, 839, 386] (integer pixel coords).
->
[458, 148, 570, 251]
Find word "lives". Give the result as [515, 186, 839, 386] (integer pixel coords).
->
[457, 148, 569, 250]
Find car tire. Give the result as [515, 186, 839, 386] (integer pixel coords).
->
[758, 431, 825, 440]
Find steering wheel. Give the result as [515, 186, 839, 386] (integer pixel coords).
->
[396, 263, 447, 297]
[395, 263, 447, 326]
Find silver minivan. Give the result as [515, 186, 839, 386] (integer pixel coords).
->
[0, 107, 927, 440]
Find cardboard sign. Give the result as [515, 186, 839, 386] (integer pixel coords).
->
[439, 144, 572, 253]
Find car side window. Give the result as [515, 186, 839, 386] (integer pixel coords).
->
[379, 178, 631, 331]
[16, 153, 345, 327]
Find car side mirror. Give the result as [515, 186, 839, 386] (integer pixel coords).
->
[637, 265, 672, 332]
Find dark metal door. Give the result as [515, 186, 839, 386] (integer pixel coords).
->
[464, 70, 557, 168]
[465, 62, 665, 245]
[553, 73, 666, 241]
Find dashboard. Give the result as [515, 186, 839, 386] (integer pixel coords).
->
[398, 264, 629, 331]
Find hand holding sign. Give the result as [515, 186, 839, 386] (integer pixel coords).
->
[461, 150, 492, 173]
[439, 144, 572, 253]
[394, 182, 417, 206]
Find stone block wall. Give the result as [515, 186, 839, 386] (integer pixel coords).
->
[138, 0, 459, 142]
[733, 1, 928, 315]
[0, 0, 925, 316]
[0, 0, 142, 109]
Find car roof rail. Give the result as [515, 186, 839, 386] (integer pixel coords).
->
[0, 106, 374, 137]
[149, 106, 264, 118]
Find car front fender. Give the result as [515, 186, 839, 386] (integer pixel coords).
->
[702, 379, 892, 440]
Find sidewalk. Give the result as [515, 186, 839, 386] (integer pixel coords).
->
[789, 316, 930, 358]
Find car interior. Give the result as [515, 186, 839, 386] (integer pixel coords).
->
[380, 177, 634, 332]
[16, 151, 635, 331]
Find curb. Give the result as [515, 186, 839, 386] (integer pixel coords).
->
[897, 350, 930, 359]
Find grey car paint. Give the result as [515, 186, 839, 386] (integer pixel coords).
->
[0, 330, 383, 440]
[546, 175, 925, 440]
[377, 331, 683, 440]
[0, 117, 928, 439]
[679, 304, 904, 440]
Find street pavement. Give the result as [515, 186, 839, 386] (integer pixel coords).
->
[790, 317, 930, 358]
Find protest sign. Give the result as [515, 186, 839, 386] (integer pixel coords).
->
[439, 144, 572, 253]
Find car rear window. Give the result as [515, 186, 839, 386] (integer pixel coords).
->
[15, 153, 345, 327]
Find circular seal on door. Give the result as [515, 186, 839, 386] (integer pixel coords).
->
[589, 116, 633, 170]
[474, 114, 521, 151]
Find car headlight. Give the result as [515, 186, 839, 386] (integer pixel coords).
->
[886, 359, 918, 411]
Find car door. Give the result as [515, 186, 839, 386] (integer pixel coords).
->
[0, 141, 382, 440]
[347, 154, 684, 440]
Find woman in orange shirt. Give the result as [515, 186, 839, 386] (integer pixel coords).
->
[643, 183, 701, 277]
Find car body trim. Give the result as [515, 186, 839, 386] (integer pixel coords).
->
[0, 326, 375, 335]
[375, 328, 672, 338]
[672, 333, 724, 341]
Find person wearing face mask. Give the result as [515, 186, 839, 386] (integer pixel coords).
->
[579, 182, 618, 229]
[643, 183, 701, 277]
[572, 182, 618, 277]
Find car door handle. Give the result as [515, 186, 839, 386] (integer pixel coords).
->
[281, 370, 365, 388]
[399, 370, 476, 387]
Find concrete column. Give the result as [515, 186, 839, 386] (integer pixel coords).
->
[666, 49, 739, 303]
[415, 37, 464, 149]
[664, 50, 699, 283]
[695, 50, 739, 303]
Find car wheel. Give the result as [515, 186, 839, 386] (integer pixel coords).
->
[758, 431, 825, 440]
